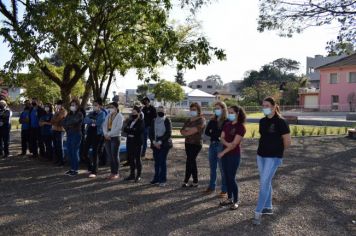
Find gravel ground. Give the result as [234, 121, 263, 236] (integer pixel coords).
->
[0, 132, 355, 236]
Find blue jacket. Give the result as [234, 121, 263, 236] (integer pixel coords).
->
[84, 110, 106, 135]
[19, 109, 30, 130]
[40, 113, 53, 136]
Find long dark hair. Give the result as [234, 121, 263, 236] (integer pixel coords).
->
[229, 105, 246, 124]
[264, 96, 281, 117]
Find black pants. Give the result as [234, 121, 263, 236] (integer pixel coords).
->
[42, 134, 53, 160]
[21, 129, 30, 154]
[30, 128, 45, 157]
[84, 133, 102, 174]
[127, 139, 142, 177]
[184, 143, 202, 184]
[0, 125, 10, 156]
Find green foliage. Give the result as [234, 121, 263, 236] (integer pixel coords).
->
[136, 84, 150, 102]
[316, 128, 321, 136]
[152, 80, 185, 104]
[323, 126, 328, 135]
[241, 81, 281, 106]
[206, 74, 223, 88]
[309, 127, 315, 136]
[292, 126, 299, 137]
[251, 129, 256, 139]
[257, 0, 355, 55]
[18, 66, 84, 104]
[301, 128, 306, 136]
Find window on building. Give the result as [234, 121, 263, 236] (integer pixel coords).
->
[331, 95, 339, 103]
[207, 85, 213, 89]
[201, 101, 209, 107]
[349, 72, 356, 83]
[196, 85, 202, 88]
[308, 67, 314, 73]
[329, 73, 338, 84]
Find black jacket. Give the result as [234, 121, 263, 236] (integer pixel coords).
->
[124, 118, 145, 145]
[205, 118, 228, 142]
[142, 105, 157, 127]
[149, 117, 172, 148]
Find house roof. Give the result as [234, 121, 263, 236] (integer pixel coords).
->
[315, 53, 356, 70]
[213, 90, 234, 96]
[182, 86, 215, 98]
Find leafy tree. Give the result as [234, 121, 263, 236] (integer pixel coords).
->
[327, 41, 355, 56]
[241, 82, 281, 106]
[136, 84, 150, 102]
[152, 80, 184, 112]
[175, 70, 186, 86]
[0, 0, 225, 107]
[257, 0, 356, 54]
[18, 65, 85, 104]
[206, 74, 223, 88]
[271, 58, 300, 74]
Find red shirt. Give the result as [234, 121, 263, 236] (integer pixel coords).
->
[222, 122, 246, 156]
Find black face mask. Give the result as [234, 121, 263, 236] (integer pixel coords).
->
[157, 112, 164, 117]
[0, 105, 4, 110]
[131, 114, 138, 119]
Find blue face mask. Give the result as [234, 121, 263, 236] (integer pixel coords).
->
[189, 111, 198, 117]
[263, 108, 272, 116]
[227, 114, 236, 121]
[214, 109, 222, 117]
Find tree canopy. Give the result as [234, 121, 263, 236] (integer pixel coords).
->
[257, 0, 356, 54]
[152, 80, 185, 104]
[0, 0, 225, 106]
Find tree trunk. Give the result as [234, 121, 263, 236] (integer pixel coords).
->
[60, 85, 72, 108]
[81, 80, 92, 108]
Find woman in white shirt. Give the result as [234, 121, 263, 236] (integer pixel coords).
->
[102, 102, 123, 180]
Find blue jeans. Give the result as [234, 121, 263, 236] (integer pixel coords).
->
[255, 156, 282, 213]
[66, 132, 82, 172]
[141, 127, 150, 157]
[208, 142, 227, 192]
[221, 154, 241, 203]
[152, 146, 170, 183]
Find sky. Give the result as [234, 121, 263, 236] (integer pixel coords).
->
[0, 0, 340, 94]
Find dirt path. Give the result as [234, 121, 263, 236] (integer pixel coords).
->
[0, 133, 355, 235]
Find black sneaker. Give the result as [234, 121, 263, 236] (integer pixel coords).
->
[181, 183, 189, 188]
[219, 199, 233, 207]
[262, 208, 273, 215]
[189, 183, 198, 188]
[68, 171, 78, 177]
[134, 177, 142, 183]
[124, 176, 135, 181]
[65, 170, 72, 175]
[150, 180, 159, 185]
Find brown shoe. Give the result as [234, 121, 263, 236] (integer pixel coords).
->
[204, 188, 215, 195]
[218, 192, 228, 198]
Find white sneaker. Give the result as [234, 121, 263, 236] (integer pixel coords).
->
[88, 174, 97, 178]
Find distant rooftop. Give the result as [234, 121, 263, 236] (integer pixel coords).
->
[316, 53, 356, 70]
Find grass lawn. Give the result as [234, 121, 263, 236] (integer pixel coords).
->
[173, 123, 349, 138]
[246, 112, 264, 118]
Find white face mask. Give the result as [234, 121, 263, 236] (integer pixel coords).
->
[55, 105, 62, 110]
[70, 106, 77, 112]
[108, 108, 115, 114]
[263, 108, 272, 116]
[45, 107, 50, 112]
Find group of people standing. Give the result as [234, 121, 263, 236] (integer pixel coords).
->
[14, 94, 290, 225]
[179, 97, 291, 225]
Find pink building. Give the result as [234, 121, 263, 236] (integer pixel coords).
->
[317, 53, 356, 111]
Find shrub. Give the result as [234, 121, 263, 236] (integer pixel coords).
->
[292, 126, 299, 136]
[316, 128, 321, 136]
[337, 128, 341, 135]
[301, 128, 306, 136]
[323, 126, 328, 135]
[309, 127, 315, 136]
[251, 130, 256, 138]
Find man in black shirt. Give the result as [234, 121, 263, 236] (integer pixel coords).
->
[141, 97, 157, 159]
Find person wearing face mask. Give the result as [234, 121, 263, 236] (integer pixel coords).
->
[149, 106, 172, 187]
[39, 103, 54, 161]
[83, 99, 106, 178]
[252, 97, 291, 225]
[62, 99, 83, 176]
[218, 105, 246, 210]
[0, 100, 12, 158]
[141, 97, 157, 160]
[29, 98, 46, 158]
[180, 102, 206, 188]
[204, 101, 228, 197]
[51, 100, 67, 166]
[124, 105, 145, 182]
[102, 102, 123, 180]
[19, 100, 31, 156]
